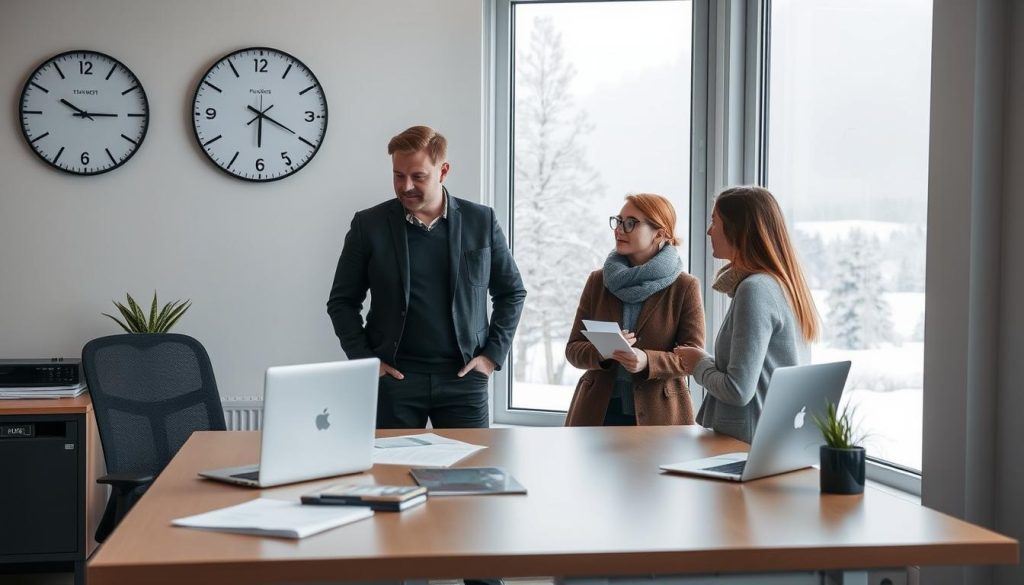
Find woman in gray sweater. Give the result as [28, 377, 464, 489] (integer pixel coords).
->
[674, 186, 819, 443]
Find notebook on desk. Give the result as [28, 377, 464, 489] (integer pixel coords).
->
[199, 358, 379, 488]
[660, 361, 851, 482]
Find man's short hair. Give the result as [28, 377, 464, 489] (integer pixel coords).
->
[387, 125, 448, 164]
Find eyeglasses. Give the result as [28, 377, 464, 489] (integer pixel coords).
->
[609, 216, 650, 233]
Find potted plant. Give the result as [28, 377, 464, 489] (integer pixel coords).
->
[811, 400, 866, 495]
[103, 292, 191, 333]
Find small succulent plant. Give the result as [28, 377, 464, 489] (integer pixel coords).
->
[811, 399, 863, 449]
[103, 292, 191, 333]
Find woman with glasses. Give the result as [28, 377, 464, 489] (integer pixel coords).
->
[673, 186, 819, 443]
[564, 193, 705, 426]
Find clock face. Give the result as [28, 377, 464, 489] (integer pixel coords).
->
[19, 50, 149, 176]
[192, 47, 328, 182]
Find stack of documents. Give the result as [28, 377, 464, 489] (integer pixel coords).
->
[372, 433, 486, 467]
[172, 497, 373, 539]
[580, 320, 634, 359]
[0, 383, 87, 399]
[410, 466, 527, 496]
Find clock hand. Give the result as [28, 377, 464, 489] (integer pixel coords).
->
[60, 99, 94, 121]
[246, 104, 274, 122]
[244, 104, 293, 135]
[246, 105, 263, 126]
[260, 112, 295, 135]
[73, 112, 119, 118]
[257, 96, 265, 149]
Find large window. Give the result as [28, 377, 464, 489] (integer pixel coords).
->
[496, 0, 933, 481]
[766, 0, 933, 472]
[507, 1, 694, 413]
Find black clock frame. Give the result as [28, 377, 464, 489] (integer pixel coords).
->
[191, 46, 329, 183]
[18, 49, 150, 177]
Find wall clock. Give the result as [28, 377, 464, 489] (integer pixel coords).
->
[19, 50, 150, 176]
[192, 47, 328, 182]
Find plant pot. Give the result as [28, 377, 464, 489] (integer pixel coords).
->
[819, 445, 865, 495]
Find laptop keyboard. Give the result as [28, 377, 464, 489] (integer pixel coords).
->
[704, 460, 747, 475]
[230, 470, 260, 481]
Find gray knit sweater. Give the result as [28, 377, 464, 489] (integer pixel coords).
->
[693, 273, 808, 443]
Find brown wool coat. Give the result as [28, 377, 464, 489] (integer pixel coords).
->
[564, 270, 705, 426]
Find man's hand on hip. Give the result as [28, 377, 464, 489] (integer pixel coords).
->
[458, 355, 496, 378]
[380, 362, 405, 379]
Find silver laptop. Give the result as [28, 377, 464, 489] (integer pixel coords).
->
[200, 358, 380, 488]
[660, 361, 851, 482]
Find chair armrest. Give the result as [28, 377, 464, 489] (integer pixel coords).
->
[97, 472, 155, 491]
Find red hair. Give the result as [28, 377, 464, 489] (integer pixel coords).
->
[625, 193, 680, 246]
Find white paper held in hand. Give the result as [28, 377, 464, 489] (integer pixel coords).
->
[581, 319, 634, 360]
[581, 319, 623, 333]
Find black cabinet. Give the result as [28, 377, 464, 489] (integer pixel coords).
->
[0, 399, 104, 585]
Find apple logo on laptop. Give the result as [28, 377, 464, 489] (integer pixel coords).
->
[315, 408, 331, 431]
[793, 406, 807, 430]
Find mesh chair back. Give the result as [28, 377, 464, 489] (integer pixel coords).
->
[82, 334, 226, 477]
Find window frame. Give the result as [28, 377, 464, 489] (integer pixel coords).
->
[489, 0, 711, 426]
[487, 0, 923, 495]
[759, 0, 925, 493]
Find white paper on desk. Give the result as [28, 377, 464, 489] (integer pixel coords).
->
[372, 432, 486, 467]
[581, 330, 634, 360]
[0, 384, 88, 399]
[172, 498, 373, 539]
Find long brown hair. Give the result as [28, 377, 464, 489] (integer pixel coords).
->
[714, 186, 819, 342]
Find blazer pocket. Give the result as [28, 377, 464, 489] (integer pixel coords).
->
[661, 376, 689, 397]
[464, 247, 491, 287]
[574, 372, 596, 395]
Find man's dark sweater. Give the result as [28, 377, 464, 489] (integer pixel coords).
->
[395, 221, 463, 373]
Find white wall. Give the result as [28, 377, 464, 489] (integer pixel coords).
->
[0, 0, 485, 398]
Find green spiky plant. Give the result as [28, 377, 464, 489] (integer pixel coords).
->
[810, 399, 863, 449]
[103, 292, 191, 333]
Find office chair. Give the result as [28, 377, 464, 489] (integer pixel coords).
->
[82, 333, 226, 543]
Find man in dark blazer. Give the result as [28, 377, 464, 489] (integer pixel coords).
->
[327, 125, 527, 429]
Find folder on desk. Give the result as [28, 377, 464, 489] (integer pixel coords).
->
[410, 466, 527, 496]
[172, 497, 373, 539]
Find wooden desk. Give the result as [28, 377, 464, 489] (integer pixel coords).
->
[0, 395, 106, 585]
[87, 426, 1017, 585]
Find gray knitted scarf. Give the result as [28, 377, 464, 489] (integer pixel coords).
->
[603, 245, 683, 304]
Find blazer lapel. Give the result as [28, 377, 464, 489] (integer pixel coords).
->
[634, 287, 669, 338]
[387, 201, 411, 307]
[447, 191, 462, 297]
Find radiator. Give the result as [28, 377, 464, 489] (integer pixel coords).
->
[222, 398, 264, 431]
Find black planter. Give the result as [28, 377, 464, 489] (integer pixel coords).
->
[819, 446, 866, 494]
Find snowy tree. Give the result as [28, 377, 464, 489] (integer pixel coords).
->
[911, 311, 925, 342]
[888, 225, 927, 292]
[826, 229, 895, 349]
[792, 229, 829, 289]
[512, 17, 605, 384]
